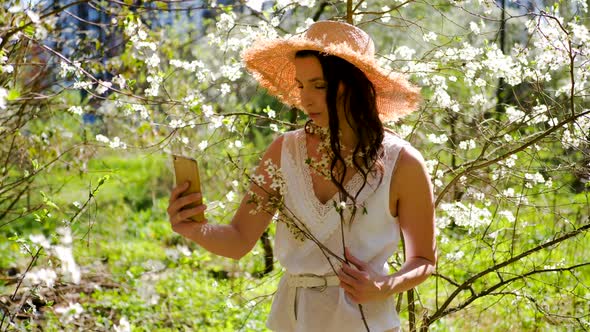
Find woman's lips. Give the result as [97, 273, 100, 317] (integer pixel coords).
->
[308, 112, 320, 118]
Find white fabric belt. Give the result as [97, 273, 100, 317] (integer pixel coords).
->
[286, 273, 340, 328]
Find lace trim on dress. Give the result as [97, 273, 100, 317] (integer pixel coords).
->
[297, 130, 366, 219]
[279, 130, 406, 253]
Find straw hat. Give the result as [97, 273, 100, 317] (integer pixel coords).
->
[241, 20, 420, 123]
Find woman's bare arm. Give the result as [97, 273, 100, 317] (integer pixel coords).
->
[167, 135, 284, 260]
[386, 145, 437, 294]
[336, 144, 437, 303]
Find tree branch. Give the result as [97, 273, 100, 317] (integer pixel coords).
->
[425, 220, 590, 324]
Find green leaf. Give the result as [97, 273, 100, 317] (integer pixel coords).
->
[40, 191, 60, 210]
[97, 175, 110, 187]
[7, 89, 20, 101]
[23, 25, 35, 38]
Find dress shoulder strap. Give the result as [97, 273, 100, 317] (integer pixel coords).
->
[382, 132, 411, 182]
[280, 129, 305, 178]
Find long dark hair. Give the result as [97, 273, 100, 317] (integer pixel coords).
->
[295, 50, 385, 214]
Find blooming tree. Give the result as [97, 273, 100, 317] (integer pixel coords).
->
[0, 0, 589, 331]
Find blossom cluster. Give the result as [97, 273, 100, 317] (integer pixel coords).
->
[24, 226, 81, 289]
[124, 18, 161, 97]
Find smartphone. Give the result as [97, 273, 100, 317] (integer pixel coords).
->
[172, 155, 206, 223]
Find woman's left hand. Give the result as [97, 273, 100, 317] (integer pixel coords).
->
[337, 247, 393, 304]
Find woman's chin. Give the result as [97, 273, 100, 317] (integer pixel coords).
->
[309, 118, 328, 127]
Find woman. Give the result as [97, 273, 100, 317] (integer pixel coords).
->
[167, 20, 436, 332]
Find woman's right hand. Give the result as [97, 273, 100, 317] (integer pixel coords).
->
[167, 182, 208, 238]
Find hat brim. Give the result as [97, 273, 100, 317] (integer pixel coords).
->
[242, 37, 421, 123]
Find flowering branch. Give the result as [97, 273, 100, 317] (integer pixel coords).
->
[424, 220, 590, 326]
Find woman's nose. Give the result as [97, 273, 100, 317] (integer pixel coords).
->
[299, 89, 313, 107]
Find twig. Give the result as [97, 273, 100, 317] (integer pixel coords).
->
[424, 220, 590, 325]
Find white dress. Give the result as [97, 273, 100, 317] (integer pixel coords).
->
[265, 128, 409, 332]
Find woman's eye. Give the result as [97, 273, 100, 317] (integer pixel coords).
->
[315, 85, 326, 89]
[297, 86, 303, 89]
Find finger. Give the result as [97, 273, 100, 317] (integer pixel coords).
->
[345, 247, 369, 271]
[167, 192, 203, 216]
[339, 280, 356, 294]
[341, 264, 369, 281]
[173, 205, 207, 224]
[338, 268, 359, 288]
[170, 181, 190, 203]
[169, 202, 206, 225]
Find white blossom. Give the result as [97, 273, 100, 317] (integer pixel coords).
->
[169, 119, 186, 129]
[145, 74, 162, 96]
[59, 61, 80, 78]
[525, 172, 545, 185]
[8, 5, 22, 13]
[252, 174, 266, 186]
[459, 139, 476, 150]
[220, 83, 231, 96]
[1, 64, 14, 73]
[245, 0, 265, 12]
[220, 63, 243, 81]
[397, 124, 413, 138]
[95, 80, 112, 95]
[529, 105, 548, 124]
[26, 10, 40, 24]
[428, 133, 448, 144]
[146, 53, 160, 68]
[470, 94, 487, 106]
[96, 134, 110, 144]
[573, 0, 588, 12]
[499, 210, 516, 223]
[424, 160, 438, 175]
[130, 104, 150, 120]
[109, 137, 127, 149]
[445, 250, 464, 261]
[499, 154, 518, 168]
[67, 106, 84, 115]
[72, 81, 93, 90]
[53, 232, 81, 284]
[209, 115, 223, 129]
[202, 104, 214, 118]
[24, 268, 57, 288]
[423, 32, 438, 42]
[503, 187, 515, 198]
[55, 303, 84, 324]
[114, 316, 131, 332]
[469, 21, 481, 34]
[198, 140, 208, 151]
[395, 46, 416, 59]
[216, 12, 236, 32]
[439, 202, 493, 229]
[506, 106, 525, 123]
[29, 234, 51, 249]
[0, 88, 7, 109]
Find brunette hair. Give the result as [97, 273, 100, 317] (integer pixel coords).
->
[295, 50, 385, 216]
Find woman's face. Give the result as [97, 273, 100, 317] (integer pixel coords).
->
[294, 55, 345, 128]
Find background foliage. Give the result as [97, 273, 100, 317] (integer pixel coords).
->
[0, 0, 589, 331]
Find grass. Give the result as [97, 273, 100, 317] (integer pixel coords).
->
[0, 150, 588, 331]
